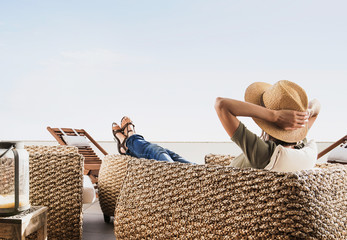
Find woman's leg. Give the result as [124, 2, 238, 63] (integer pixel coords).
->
[165, 149, 194, 164]
[126, 134, 175, 162]
[118, 116, 193, 164]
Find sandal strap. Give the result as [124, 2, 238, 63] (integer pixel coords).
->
[112, 122, 128, 155]
[114, 137, 127, 155]
[112, 128, 123, 134]
[121, 121, 135, 129]
[121, 122, 135, 134]
[119, 137, 127, 153]
[121, 117, 135, 128]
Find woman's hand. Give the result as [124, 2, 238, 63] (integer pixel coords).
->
[273, 110, 309, 130]
[306, 98, 321, 129]
[308, 99, 321, 118]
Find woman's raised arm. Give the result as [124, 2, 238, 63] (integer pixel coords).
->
[214, 97, 308, 138]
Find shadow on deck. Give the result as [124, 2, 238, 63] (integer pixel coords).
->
[83, 199, 115, 240]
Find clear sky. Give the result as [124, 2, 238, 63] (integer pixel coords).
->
[0, 0, 346, 142]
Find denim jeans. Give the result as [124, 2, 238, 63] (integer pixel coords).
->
[126, 134, 193, 164]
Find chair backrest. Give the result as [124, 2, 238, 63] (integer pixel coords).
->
[25, 145, 83, 239]
[47, 127, 108, 184]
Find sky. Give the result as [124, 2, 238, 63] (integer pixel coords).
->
[0, 0, 346, 142]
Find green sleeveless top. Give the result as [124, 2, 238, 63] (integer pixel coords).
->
[230, 122, 277, 169]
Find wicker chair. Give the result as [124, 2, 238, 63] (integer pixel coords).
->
[97, 154, 235, 223]
[99, 154, 346, 239]
[25, 145, 84, 240]
[98, 154, 132, 222]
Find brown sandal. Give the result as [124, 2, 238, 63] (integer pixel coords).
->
[120, 116, 135, 137]
[112, 122, 127, 155]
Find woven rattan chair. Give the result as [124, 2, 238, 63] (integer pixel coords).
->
[99, 155, 346, 239]
[25, 145, 84, 240]
[47, 127, 108, 185]
[98, 155, 133, 222]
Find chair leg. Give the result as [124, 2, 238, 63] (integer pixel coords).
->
[104, 214, 111, 223]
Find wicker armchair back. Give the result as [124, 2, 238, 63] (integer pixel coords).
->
[98, 154, 131, 221]
[113, 157, 346, 239]
[25, 145, 84, 240]
[97, 154, 235, 220]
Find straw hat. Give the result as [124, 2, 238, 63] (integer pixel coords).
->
[244, 80, 308, 143]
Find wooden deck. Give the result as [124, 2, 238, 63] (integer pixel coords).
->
[83, 199, 115, 240]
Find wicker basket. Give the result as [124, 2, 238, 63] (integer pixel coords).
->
[114, 157, 347, 239]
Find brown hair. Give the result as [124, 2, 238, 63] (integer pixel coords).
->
[261, 131, 297, 147]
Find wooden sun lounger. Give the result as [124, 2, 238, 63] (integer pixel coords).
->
[317, 134, 347, 163]
[47, 127, 108, 185]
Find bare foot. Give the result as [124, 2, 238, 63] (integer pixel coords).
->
[121, 116, 135, 138]
[112, 123, 127, 154]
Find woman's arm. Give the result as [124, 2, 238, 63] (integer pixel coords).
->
[214, 97, 309, 138]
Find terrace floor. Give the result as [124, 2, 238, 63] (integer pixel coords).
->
[83, 199, 115, 240]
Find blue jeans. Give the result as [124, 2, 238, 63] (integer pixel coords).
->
[126, 134, 193, 164]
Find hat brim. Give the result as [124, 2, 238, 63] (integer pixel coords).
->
[245, 82, 308, 143]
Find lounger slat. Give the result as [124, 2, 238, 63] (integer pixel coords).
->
[47, 126, 108, 189]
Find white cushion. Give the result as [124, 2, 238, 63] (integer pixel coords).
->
[62, 135, 90, 147]
[265, 140, 317, 172]
[82, 175, 96, 204]
[327, 142, 347, 163]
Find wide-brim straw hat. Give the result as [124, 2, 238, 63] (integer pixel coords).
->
[244, 80, 308, 143]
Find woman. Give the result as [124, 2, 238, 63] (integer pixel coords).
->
[215, 80, 320, 170]
[113, 80, 320, 170]
[113, 116, 193, 164]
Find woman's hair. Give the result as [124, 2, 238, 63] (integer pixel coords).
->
[260, 131, 301, 148]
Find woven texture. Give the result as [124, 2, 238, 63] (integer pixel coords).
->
[25, 145, 79, 155]
[25, 145, 84, 240]
[98, 154, 235, 218]
[98, 154, 130, 217]
[114, 158, 347, 239]
[205, 153, 235, 166]
[0, 157, 14, 196]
